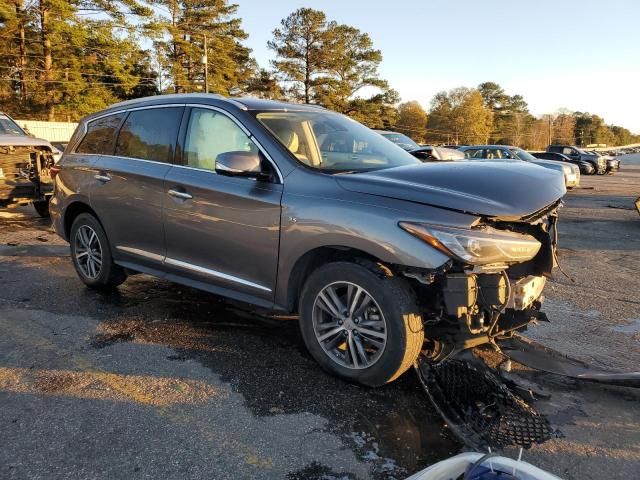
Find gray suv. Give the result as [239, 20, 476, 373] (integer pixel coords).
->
[51, 94, 565, 386]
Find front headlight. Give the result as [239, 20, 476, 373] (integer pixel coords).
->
[399, 222, 542, 265]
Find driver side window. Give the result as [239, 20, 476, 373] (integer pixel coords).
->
[184, 108, 258, 172]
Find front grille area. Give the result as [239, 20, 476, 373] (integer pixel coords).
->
[0, 147, 34, 182]
[0, 145, 54, 203]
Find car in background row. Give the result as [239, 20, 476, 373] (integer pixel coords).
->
[546, 145, 608, 174]
[0, 112, 61, 217]
[530, 151, 595, 175]
[374, 131, 465, 161]
[583, 150, 620, 173]
[459, 145, 580, 189]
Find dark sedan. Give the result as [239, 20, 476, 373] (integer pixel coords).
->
[531, 151, 595, 175]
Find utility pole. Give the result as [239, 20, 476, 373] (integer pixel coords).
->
[64, 68, 70, 122]
[548, 115, 552, 146]
[203, 35, 209, 94]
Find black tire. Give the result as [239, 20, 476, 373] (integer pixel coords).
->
[69, 213, 126, 289]
[33, 199, 50, 218]
[299, 261, 424, 387]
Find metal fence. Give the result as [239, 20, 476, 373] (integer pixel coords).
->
[15, 120, 78, 142]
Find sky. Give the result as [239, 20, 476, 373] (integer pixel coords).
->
[235, 0, 640, 133]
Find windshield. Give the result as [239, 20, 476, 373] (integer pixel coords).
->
[510, 148, 538, 162]
[0, 114, 26, 135]
[255, 111, 421, 172]
[380, 132, 420, 151]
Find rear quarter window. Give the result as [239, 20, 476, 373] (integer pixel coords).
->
[115, 107, 183, 163]
[75, 113, 125, 155]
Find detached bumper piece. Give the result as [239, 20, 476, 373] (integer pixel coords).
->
[416, 357, 561, 450]
[499, 335, 640, 388]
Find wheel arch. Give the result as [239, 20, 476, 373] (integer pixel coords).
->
[63, 201, 100, 241]
[283, 245, 390, 314]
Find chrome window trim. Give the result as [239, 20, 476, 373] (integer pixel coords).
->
[165, 257, 272, 292]
[73, 102, 284, 184]
[116, 246, 272, 292]
[72, 104, 186, 154]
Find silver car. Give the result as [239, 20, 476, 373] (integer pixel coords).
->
[51, 94, 565, 386]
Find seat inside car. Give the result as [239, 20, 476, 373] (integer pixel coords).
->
[269, 120, 313, 165]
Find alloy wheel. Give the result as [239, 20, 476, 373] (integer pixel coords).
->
[312, 281, 387, 369]
[74, 225, 102, 279]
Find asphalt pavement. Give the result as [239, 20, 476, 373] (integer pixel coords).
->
[0, 155, 639, 479]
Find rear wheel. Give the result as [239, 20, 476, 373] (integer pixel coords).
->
[299, 261, 424, 387]
[33, 199, 50, 218]
[69, 213, 126, 289]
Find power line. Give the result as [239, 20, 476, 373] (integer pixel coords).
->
[0, 65, 157, 81]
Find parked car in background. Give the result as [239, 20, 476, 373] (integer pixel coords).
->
[51, 94, 566, 387]
[0, 111, 60, 217]
[546, 145, 607, 174]
[459, 145, 580, 188]
[374, 130, 465, 161]
[530, 151, 595, 175]
[588, 150, 621, 173]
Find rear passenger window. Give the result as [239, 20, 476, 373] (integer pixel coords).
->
[183, 108, 258, 171]
[75, 113, 125, 155]
[115, 107, 183, 163]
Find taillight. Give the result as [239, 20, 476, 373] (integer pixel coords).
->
[50, 164, 62, 179]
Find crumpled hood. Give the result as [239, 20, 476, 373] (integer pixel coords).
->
[336, 161, 566, 219]
[0, 134, 53, 149]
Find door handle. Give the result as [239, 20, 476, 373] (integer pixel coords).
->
[94, 174, 111, 182]
[168, 189, 193, 200]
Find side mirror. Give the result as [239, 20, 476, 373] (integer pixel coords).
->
[215, 151, 268, 180]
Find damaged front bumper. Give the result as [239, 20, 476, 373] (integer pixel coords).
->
[0, 145, 54, 207]
[408, 204, 560, 359]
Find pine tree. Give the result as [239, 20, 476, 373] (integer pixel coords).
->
[153, 0, 253, 95]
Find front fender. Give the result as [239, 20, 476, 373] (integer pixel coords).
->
[274, 174, 479, 308]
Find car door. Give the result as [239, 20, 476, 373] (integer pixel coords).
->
[163, 106, 283, 302]
[91, 106, 184, 270]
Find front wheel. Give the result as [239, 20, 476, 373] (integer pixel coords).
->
[299, 261, 424, 387]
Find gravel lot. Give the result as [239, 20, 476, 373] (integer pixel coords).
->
[1, 155, 638, 479]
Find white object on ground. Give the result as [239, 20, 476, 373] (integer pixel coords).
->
[405, 452, 562, 480]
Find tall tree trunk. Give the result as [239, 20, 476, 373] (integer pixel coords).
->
[15, 1, 27, 103]
[304, 34, 310, 104]
[39, 1, 54, 120]
[171, 0, 179, 93]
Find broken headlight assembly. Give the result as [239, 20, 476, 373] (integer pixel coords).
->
[399, 222, 542, 266]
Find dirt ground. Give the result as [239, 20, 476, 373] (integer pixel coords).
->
[0, 156, 638, 479]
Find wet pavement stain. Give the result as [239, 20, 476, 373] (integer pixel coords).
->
[287, 462, 357, 480]
[86, 278, 462, 477]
